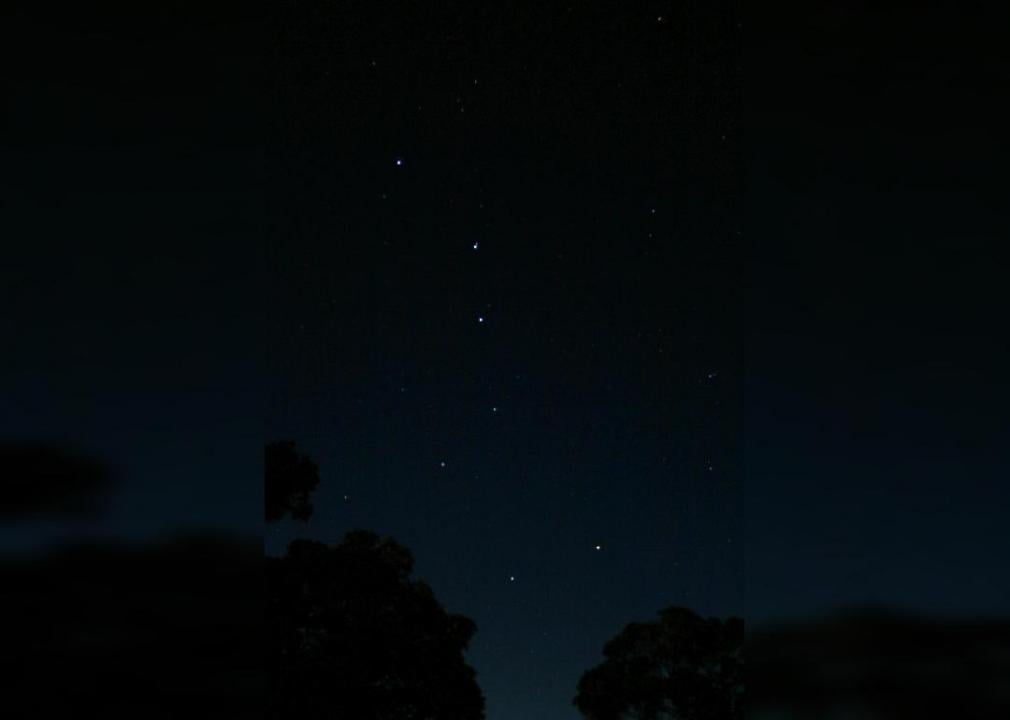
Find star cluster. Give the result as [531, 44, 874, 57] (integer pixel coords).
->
[267, 4, 742, 719]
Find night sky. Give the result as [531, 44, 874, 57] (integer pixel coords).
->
[745, 3, 1010, 625]
[5, 2, 1009, 718]
[264, 2, 742, 719]
[2, 2, 264, 548]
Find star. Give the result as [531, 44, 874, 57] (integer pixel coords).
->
[594, 544, 602, 551]
[394, 157, 404, 167]
[472, 241, 479, 250]
[440, 461, 447, 468]
[477, 315, 485, 323]
[508, 575, 516, 583]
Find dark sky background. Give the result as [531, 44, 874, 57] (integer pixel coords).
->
[2, 3, 264, 549]
[264, 2, 742, 719]
[746, 3, 1010, 625]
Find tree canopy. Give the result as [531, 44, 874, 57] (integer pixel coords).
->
[1, 442, 112, 518]
[748, 609, 1010, 719]
[0, 534, 262, 717]
[267, 530, 485, 720]
[265, 440, 320, 522]
[574, 607, 743, 720]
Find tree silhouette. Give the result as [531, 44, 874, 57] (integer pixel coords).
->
[0, 534, 262, 717]
[748, 609, 1010, 719]
[1, 442, 112, 519]
[267, 530, 485, 720]
[265, 440, 320, 522]
[574, 607, 743, 720]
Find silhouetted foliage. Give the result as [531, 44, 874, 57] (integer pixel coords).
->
[574, 607, 743, 720]
[748, 609, 1010, 719]
[267, 530, 485, 720]
[265, 440, 320, 522]
[0, 533, 262, 717]
[0, 443, 112, 518]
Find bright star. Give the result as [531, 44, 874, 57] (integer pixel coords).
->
[472, 241, 479, 250]
[478, 315, 485, 323]
[394, 158, 403, 166]
[594, 544, 602, 551]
